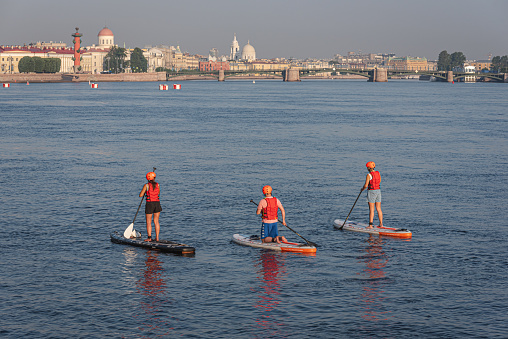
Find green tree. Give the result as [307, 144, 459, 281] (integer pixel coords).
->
[437, 50, 451, 71]
[450, 52, 466, 70]
[18, 56, 35, 73]
[103, 46, 128, 73]
[130, 47, 148, 73]
[33, 57, 44, 73]
[491, 55, 508, 73]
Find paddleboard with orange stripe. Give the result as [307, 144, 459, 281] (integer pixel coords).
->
[333, 219, 412, 238]
[232, 234, 317, 253]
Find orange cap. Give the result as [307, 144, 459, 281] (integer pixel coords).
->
[366, 161, 375, 168]
[262, 185, 272, 195]
[146, 172, 156, 181]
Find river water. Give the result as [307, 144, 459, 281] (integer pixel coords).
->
[1, 80, 507, 338]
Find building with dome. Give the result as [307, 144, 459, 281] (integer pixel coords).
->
[97, 27, 115, 48]
[241, 41, 256, 62]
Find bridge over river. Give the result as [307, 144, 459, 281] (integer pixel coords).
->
[167, 68, 508, 83]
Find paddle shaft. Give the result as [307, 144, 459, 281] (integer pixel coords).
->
[250, 199, 318, 247]
[132, 196, 145, 224]
[339, 190, 363, 229]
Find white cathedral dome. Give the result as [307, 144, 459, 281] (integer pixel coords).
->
[241, 41, 256, 61]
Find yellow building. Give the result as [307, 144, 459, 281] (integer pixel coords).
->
[469, 60, 491, 71]
[386, 56, 428, 71]
[248, 61, 291, 71]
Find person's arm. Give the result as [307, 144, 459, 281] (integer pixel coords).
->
[256, 200, 264, 216]
[361, 174, 370, 191]
[139, 184, 148, 197]
[278, 199, 286, 225]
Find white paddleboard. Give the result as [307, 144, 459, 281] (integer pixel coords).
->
[232, 234, 316, 253]
[333, 219, 412, 238]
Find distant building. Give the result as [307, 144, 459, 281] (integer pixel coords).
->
[386, 56, 428, 71]
[241, 41, 256, 61]
[97, 27, 115, 48]
[199, 60, 230, 71]
[469, 60, 491, 71]
[0, 45, 76, 73]
[229, 34, 256, 62]
[230, 34, 240, 61]
[209, 48, 219, 61]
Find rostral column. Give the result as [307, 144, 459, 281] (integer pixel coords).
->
[71, 27, 83, 73]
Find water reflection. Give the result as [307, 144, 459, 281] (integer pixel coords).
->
[357, 235, 391, 322]
[135, 250, 173, 336]
[252, 251, 288, 338]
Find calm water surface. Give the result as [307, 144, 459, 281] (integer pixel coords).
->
[1, 80, 507, 338]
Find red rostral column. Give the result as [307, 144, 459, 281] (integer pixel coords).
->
[71, 27, 83, 73]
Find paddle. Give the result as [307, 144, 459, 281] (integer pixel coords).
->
[338, 189, 363, 230]
[123, 195, 145, 238]
[250, 199, 318, 247]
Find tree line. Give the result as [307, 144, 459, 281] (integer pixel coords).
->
[491, 55, 508, 73]
[103, 47, 147, 73]
[18, 56, 61, 73]
[437, 51, 466, 71]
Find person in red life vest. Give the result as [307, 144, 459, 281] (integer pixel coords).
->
[256, 185, 288, 243]
[361, 161, 383, 229]
[139, 171, 162, 241]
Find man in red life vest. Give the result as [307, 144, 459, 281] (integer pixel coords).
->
[256, 185, 288, 243]
[361, 161, 383, 228]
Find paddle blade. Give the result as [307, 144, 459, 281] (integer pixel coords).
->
[123, 223, 134, 238]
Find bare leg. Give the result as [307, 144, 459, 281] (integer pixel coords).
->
[145, 213, 153, 241]
[375, 202, 383, 227]
[368, 202, 375, 228]
[153, 212, 160, 241]
[275, 236, 288, 243]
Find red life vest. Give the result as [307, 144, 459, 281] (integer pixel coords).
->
[368, 171, 381, 190]
[262, 197, 279, 220]
[145, 182, 160, 202]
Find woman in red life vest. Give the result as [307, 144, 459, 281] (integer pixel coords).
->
[361, 162, 383, 229]
[139, 171, 162, 241]
[256, 185, 288, 244]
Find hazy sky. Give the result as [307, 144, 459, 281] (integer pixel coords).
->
[1, 0, 506, 60]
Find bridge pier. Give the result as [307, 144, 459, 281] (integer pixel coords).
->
[447, 71, 454, 83]
[283, 68, 300, 82]
[368, 68, 387, 82]
[218, 70, 225, 81]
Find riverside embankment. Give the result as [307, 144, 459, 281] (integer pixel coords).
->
[0, 72, 167, 83]
[1, 72, 366, 83]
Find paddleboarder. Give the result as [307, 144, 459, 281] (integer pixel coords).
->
[256, 185, 288, 244]
[361, 161, 383, 228]
[139, 171, 162, 241]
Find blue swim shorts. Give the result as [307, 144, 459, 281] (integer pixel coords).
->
[261, 222, 278, 239]
[367, 189, 382, 203]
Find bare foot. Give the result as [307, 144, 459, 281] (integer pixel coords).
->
[144, 236, 152, 242]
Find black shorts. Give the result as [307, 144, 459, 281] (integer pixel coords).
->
[145, 201, 162, 214]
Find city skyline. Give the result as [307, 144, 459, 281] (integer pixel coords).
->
[1, 0, 507, 61]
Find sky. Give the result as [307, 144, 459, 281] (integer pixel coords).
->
[1, 0, 507, 61]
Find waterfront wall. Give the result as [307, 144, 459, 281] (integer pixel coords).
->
[0, 72, 166, 83]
